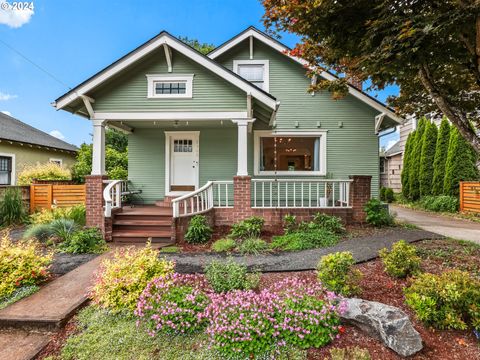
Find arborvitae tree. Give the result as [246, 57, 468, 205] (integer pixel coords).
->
[444, 127, 479, 197]
[409, 118, 427, 200]
[419, 121, 438, 197]
[401, 132, 415, 199]
[432, 118, 451, 195]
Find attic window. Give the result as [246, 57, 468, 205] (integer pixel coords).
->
[233, 60, 269, 92]
[146, 74, 193, 98]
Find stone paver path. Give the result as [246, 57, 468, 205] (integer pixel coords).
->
[165, 229, 442, 274]
[391, 205, 480, 244]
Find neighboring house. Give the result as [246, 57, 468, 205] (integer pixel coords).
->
[53, 27, 403, 242]
[380, 141, 402, 192]
[0, 112, 77, 185]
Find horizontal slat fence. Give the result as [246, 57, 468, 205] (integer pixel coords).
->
[30, 184, 86, 212]
[460, 181, 480, 214]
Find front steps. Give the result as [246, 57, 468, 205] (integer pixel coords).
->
[112, 205, 175, 244]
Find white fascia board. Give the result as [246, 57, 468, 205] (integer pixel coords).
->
[93, 111, 248, 121]
[55, 34, 277, 111]
[209, 29, 403, 125]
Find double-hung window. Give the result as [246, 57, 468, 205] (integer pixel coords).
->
[146, 74, 194, 98]
[254, 131, 327, 176]
[0, 155, 13, 185]
[233, 60, 269, 91]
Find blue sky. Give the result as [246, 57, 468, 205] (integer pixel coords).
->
[0, 0, 399, 149]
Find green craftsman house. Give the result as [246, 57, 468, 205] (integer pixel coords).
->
[54, 27, 403, 242]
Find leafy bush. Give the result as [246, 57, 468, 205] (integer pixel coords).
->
[420, 195, 459, 213]
[23, 223, 55, 242]
[59, 227, 107, 254]
[184, 215, 212, 244]
[0, 234, 52, 298]
[329, 346, 372, 360]
[404, 270, 480, 330]
[17, 162, 71, 185]
[364, 199, 394, 227]
[136, 273, 210, 335]
[317, 252, 362, 296]
[380, 187, 395, 203]
[229, 216, 264, 240]
[283, 214, 297, 234]
[0, 187, 27, 227]
[379, 240, 421, 278]
[203, 278, 344, 357]
[50, 218, 78, 241]
[204, 259, 260, 293]
[30, 205, 86, 226]
[237, 237, 269, 255]
[211, 238, 236, 252]
[271, 228, 339, 251]
[312, 213, 345, 234]
[91, 244, 174, 313]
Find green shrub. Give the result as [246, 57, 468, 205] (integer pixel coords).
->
[0, 187, 27, 227]
[184, 215, 212, 244]
[30, 205, 86, 226]
[50, 218, 78, 241]
[204, 259, 260, 293]
[312, 213, 345, 234]
[364, 199, 394, 227]
[379, 240, 421, 278]
[409, 118, 427, 200]
[23, 223, 55, 242]
[432, 118, 451, 195]
[329, 346, 372, 360]
[17, 162, 71, 185]
[401, 131, 415, 199]
[0, 285, 39, 310]
[59, 227, 107, 254]
[421, 195, 459, 213]
[283, 214, 297, 234]
[384, 187, 395, 203]
[229, 216, 264, 240]
[237, 237, 268, 255]
[317, 252, 362, 296]
[271, 228, 339, 251]
[211, 238, 236, 252]
[380, 186, 386, 202]
[419, 121, 438, 197]
[0, 234, 52, 298]
[159, 246, 179, 253]
[404, 270, 480, 330]
[91, 244, 175, 313]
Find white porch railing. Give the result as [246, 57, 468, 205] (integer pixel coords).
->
[172, 180, 233, 218]
[103, 180, 128, 217]
[251, 179, 352, 208]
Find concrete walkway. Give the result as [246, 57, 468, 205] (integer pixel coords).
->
[391, 205, 480, 244]
[165, 228, 442, 274]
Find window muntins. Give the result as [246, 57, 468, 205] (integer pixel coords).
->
[0, 154, 14, 185]
[380, 158, 386, 174]
[233, 60, 269, 92]
[254, 131, 327, 176]
[146, 74, 194, 98]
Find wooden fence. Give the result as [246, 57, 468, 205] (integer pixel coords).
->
[459, 181, 480, 214]
[30, 184, 86, 212]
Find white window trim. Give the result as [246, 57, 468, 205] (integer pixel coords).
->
[49, 158, 63, 165]
[233, 60, 269, 92]
[253, 130, 327, 176]
[146, 74, 194, 99]
[0, 152, 16, 185]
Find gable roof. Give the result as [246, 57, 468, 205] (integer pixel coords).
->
[53, 31, 278, 112]
[383, 140, 402, 157]
[209, 26, 403, 125]
[0, 112, 78, 152]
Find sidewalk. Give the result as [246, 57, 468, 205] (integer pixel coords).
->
[391, 205, 480, 244]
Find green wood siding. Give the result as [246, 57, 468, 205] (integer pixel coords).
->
[217, 40, 380, 196]
[91, 48, 247, 112]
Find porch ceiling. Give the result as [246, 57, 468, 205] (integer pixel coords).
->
[111, 119, 238, 129]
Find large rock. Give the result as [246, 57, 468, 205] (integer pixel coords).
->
[340, 298, 423, 357]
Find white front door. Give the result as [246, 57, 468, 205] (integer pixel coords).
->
[167, 132, 199, 192]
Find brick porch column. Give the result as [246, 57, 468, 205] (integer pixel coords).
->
[85, 175, 112, 241]
[233, 176, 253, 220]
[349, 175, 372, 223]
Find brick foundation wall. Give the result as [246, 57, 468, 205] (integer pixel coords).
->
[349, 175, 372, 223]
[85, 175, 112, 241]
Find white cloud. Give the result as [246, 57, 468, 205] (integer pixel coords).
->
[0, 1, 34, 28]
[0, 91, 17, 101]
[1, 110, 11, 116]
[49, 130, 65, 140]
[385, 139, 397, 150]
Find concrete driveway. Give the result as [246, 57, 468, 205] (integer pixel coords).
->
[391, 205, 480, 244]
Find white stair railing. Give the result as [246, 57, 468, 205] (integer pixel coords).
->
[251, 179, 352, 208]
[103, 180, 127, 217]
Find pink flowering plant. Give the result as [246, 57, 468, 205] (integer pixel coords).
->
[135, 273, 211, 335]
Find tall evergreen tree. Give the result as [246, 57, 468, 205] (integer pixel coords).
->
[419, 121, 438, 197]
[409, 118, 427, 200]
[444, 127, 479, 197]
[401, 132, 415, 199]
[432, 118, 451, 195]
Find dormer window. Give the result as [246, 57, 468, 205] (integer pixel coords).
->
[233, 60, 269, 92]
[146, 74, 193, 98]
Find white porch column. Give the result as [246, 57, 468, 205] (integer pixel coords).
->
[232, 119, 255, 176]
[91, 119, 106, 175]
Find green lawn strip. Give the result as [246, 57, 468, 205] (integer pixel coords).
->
[0, 285, 39, 310]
